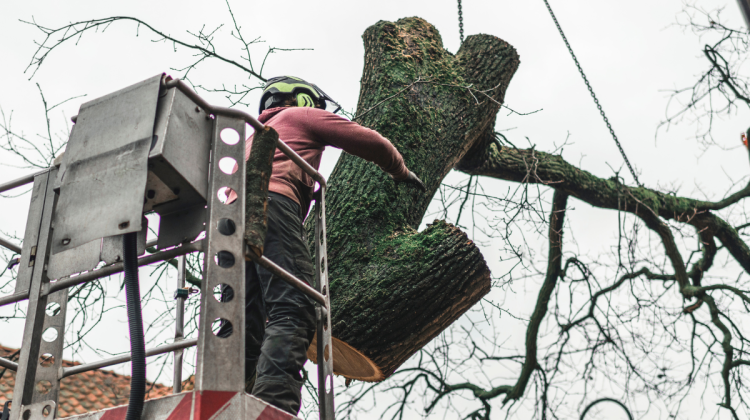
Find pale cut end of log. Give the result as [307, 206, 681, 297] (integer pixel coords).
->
[307, 254, 490, 383]
[308, 334, 385, 382]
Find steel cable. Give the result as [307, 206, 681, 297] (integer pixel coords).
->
[541, 0, 643, 188]
[457, 0, 464, 44]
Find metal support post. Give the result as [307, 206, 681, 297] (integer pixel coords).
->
[29, 288, 68, 410]
[11, 169, 69, 420]
[194, 115, 247, 392]
[173, 255, 186, 394]
[13, 172, 49, 295]
[315, 187, 335, 419]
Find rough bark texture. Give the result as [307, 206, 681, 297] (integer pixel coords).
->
[244, 126, 277, 255]
[456, 135, 750, 276]
[308, 18, 520, 380]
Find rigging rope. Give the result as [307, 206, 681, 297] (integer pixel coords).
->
[457, 0, 464, 44]
[541, 0, 644, 188]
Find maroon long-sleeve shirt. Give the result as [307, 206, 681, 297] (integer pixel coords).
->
[232, 106, 408, 216]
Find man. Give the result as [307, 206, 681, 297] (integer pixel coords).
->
[222, 76, 425, 415]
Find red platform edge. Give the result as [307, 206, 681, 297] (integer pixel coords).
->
[67, 390, 297, 420]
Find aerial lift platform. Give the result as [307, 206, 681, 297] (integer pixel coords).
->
[0, 74, 335, 420]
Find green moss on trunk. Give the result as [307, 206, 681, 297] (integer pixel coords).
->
[304, 18, 519, 379]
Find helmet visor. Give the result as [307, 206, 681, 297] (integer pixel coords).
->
[311, 83, 342, 114]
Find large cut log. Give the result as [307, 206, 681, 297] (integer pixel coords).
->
[303, 17, 520, 381]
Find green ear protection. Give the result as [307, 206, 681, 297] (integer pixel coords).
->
[296, 92, 316, 108]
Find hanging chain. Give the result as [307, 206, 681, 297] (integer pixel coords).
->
[541, 0, 643, 188]
[457, 0, 464, 44]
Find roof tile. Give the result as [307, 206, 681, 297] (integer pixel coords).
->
[0, 343, 184, 418]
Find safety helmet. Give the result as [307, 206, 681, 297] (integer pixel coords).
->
[259, 76, 341, 115]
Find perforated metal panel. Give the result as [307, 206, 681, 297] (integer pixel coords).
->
[314, 191, 335, 419]
[10, 170, 69, 420]
[194, 115, 247, 392]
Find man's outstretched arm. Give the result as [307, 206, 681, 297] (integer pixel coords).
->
[303, 108, 426, 191]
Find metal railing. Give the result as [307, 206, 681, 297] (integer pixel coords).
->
[0, 78, 334, 420]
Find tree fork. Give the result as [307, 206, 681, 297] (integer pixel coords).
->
[305, 17, 519, 381]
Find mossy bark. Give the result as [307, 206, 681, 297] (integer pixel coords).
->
[306, 18, 520, 380]
[456, 137, 750, 275]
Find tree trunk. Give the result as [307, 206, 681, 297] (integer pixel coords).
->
[305, 18, 519, 381]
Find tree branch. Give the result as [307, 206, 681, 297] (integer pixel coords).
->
[457, 141, 750, 274]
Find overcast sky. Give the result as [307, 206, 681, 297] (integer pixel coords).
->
[1, 1, 748, 419]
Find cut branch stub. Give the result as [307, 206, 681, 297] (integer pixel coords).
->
[244, 126, 278, 256]
[305, 18, 519, 381]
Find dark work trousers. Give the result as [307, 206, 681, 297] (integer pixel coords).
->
[218, 192, 316, 415]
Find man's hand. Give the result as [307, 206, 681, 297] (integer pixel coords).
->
[395, 170, 427, 192]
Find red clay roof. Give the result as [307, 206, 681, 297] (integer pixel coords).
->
[0, 344, 194, 418]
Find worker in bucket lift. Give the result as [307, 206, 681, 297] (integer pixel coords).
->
[219, 76, 426, 415]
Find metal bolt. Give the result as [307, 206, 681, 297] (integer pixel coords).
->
[195, 106, 201, 113]
[61, 238, 70, 245]
[174, 288, 190, 300]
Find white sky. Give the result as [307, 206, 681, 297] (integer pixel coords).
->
[1, 1, 749, 419]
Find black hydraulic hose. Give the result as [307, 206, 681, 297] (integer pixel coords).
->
[123, 232, 145, 420]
